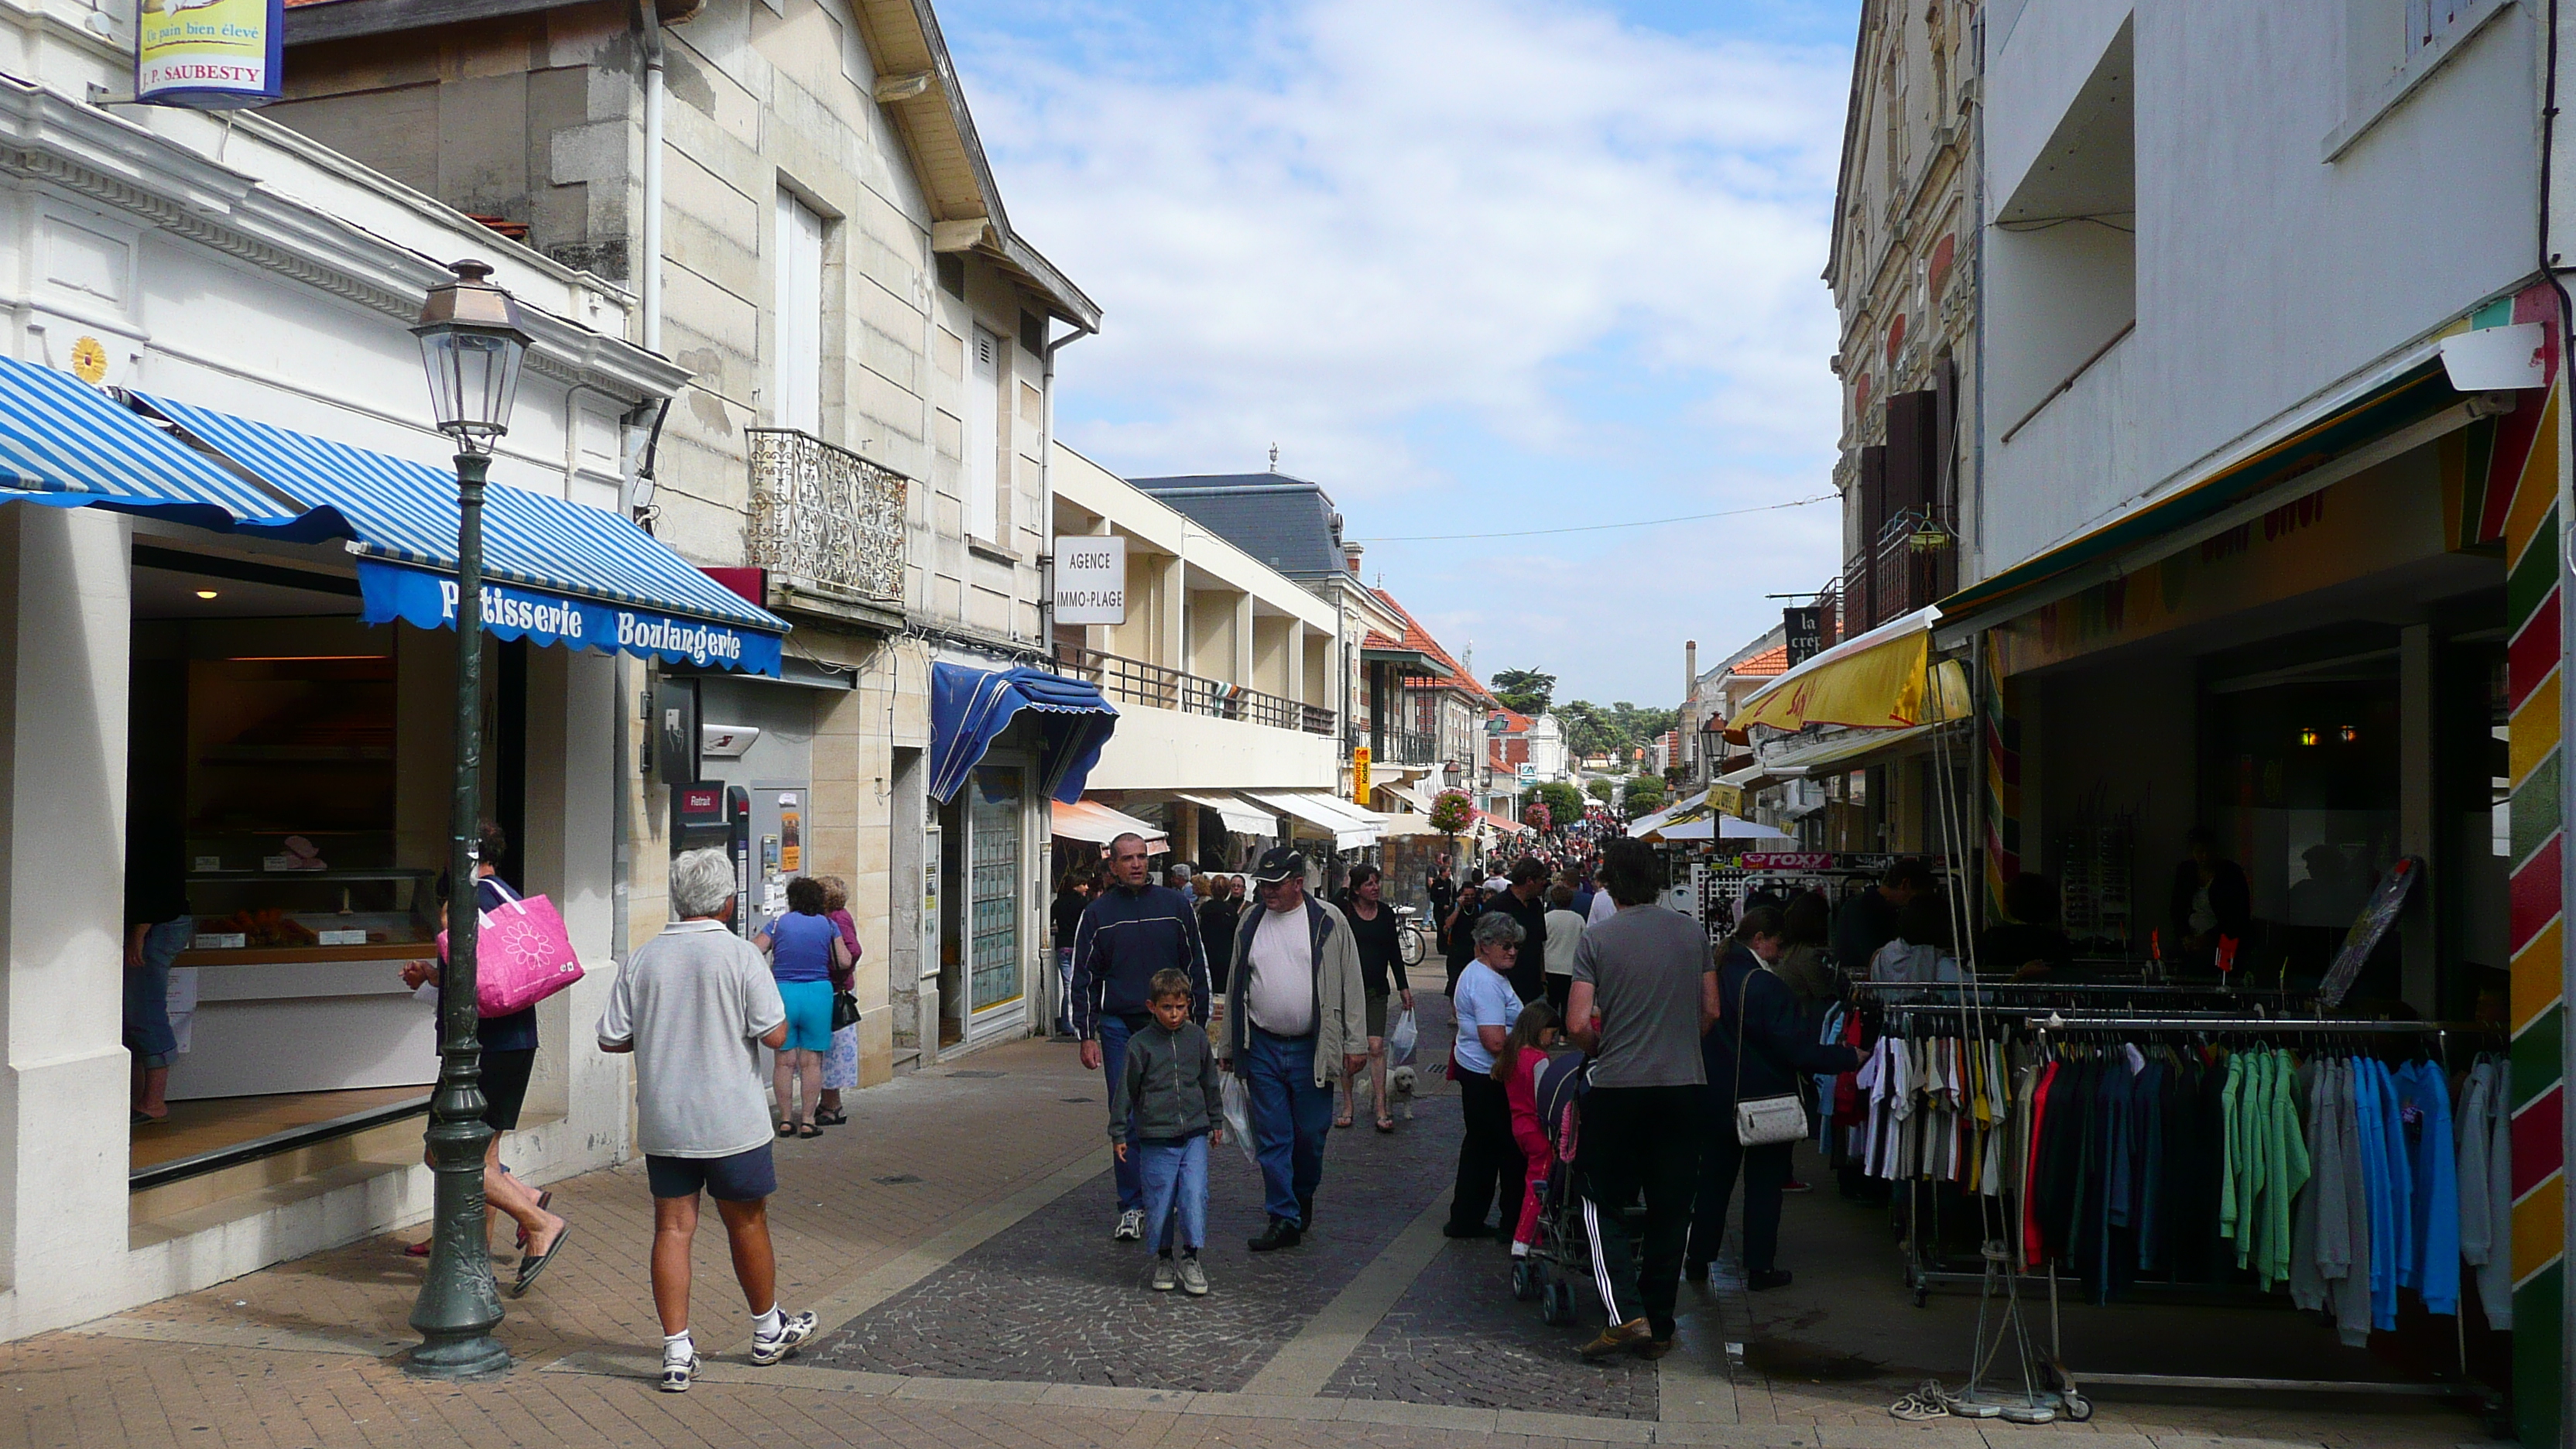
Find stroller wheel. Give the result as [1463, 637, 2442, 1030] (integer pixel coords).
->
[1512, 1259, 1541, 1302]
[1540, 1281, 1573, 1325]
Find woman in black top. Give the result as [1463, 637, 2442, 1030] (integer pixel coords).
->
[1443, 883, 1485, 995]
[1196, 875, 1241, 980]
[1051, 872, 1091, 1040]
[1338, 865, 1413, 1132]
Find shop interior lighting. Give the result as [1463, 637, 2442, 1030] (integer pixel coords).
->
[2297, 727, 2321, 747]
[2338, 725, 2358, 744]
[194, 588, 219, 599]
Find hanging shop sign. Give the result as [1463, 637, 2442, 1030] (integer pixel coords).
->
[1053, 534, 1127, 625]
[1351, 745, 1372, 806]
[136, 0, 284, 108]
[358, 563, 787, 676]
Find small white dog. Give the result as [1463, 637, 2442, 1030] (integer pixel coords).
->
[1387, 1064, 1418, 1121]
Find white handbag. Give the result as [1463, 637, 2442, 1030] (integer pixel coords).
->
[1731, 968, 1808, 1147]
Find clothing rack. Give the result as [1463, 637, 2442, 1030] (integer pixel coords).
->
[1864, 1007, 2505, 1417]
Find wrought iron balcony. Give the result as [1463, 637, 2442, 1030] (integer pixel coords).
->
[1054, 644, 1337, 736]
[745, 428, 907, 605]
[1373, 726, 1440, 766]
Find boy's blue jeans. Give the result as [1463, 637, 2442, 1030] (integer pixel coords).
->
[1137, 1134, 1208, 1254]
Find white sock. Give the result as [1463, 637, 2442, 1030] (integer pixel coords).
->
[663, 1330, 694, 1361]
[1510, 1240, 1530, 1259]
[752, 1306, 783, 1338]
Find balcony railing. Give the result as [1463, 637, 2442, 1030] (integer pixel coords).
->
[745, 428, 907, 605]
[1054, 644, 1337, 736]
[1374, 726, 1440, 766]
[1834, 508, 1956, 635]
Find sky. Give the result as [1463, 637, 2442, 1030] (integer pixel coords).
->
[940, 0, 1860, 707]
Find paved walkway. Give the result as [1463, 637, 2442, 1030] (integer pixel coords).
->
[0, 1010, 2495, 1449]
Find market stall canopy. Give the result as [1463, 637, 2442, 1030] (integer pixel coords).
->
[134, 393, 790, 676]
[1171, 791, 1276, 837]
[1050, 799, 1167, 851]
[930, 663, 1118, 804]
[1643, 814, 1792, 844]
[0, 355, 343, 540]
[1239, 790, 1386, 850]
[1728, 607, 1971, 736]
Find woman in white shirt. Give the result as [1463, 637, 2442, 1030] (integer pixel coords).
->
[1540, 883, 1586, 1017]
[1443, 912, 1529, 1239]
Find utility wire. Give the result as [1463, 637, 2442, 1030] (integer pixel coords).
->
[1348, 492, 1837, 543]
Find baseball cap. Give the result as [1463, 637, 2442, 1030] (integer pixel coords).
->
[1252, 846, 1307, 885]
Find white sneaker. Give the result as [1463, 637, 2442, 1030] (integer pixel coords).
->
[659, 1350, 700, 1392]
[1177, 1257, 1209, 1296]
[1115, 1208, 1145, 1242]
[748, 1310, 817, 1365]
[1152, 1256, 1178, 1290]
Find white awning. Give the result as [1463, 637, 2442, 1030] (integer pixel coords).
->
[1172, 791, 1277, 837]
[1761, 722, 1948, 778]
[1378, 780, 1439, 816]
[1240, 790, 1386, 850]
[1050, 799, 1170, 850]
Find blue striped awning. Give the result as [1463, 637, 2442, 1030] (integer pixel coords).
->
[0, 354, 342, 539]
[132, 394, 789, 675]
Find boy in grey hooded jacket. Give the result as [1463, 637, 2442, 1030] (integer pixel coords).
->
[1110, 968, 1226, 1293]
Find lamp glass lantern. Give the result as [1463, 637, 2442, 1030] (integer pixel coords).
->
[414, 260, 530, 450]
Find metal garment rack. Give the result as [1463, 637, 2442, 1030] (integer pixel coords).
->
[1896, 1010, 2505, 1416]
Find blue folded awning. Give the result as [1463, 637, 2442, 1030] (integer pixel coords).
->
[0, 354, 343, 540]
[132, 394, 788, 677]
[930, 663, 1118, 804]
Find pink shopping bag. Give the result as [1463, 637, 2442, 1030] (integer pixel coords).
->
[439, 892, 584, 1017]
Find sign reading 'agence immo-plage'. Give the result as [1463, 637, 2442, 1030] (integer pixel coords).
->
[1054, 535, 1127, 625]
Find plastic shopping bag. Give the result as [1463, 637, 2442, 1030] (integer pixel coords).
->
[1219, 1072, 1258, 1166]
[1386, 1009, 1419, 1067]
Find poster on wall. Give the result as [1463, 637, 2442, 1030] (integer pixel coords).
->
[136, 0, 283, 108]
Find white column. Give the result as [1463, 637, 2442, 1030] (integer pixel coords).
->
[0, 506, 136, 1336]
[1285, 620, 1307, 707]
[1231, 593, 1253, 688]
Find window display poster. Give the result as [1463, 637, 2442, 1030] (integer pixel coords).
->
[136, 0, 283, 108]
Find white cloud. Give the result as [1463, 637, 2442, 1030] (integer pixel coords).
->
[957, 0, 1852, 697]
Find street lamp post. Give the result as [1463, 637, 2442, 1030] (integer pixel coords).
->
[405, 259, 530, 1381]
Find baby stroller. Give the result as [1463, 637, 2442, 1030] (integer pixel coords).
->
[1507, 1049, 1644, 1325]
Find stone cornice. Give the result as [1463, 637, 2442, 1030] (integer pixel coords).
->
[0, 77, 689, 401]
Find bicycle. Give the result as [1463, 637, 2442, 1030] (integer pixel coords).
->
[1393, 903, 1432, 968]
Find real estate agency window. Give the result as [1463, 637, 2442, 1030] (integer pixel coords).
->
[967, 325, 1004, 543]
[774, 190, 825, 436]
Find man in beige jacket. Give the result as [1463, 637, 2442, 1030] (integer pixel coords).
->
[1214, 846, 1368, 1250]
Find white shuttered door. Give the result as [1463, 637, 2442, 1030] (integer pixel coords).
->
[967, 327, 1001, 542]
[776, 192, 824, 435]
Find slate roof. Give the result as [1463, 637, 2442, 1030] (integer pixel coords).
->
[1127, 473, 1347, 577]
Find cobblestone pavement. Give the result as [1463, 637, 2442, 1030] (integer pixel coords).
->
[1324, 1232, 1660, 1418]
[0, 997, 2498, 1449]
[804, 1100, 1465, 1389]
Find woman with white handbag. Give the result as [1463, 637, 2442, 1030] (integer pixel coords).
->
[1687, 905, 1859, 1292]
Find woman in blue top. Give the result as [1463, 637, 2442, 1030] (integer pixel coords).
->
[754, 875, 852, 1138]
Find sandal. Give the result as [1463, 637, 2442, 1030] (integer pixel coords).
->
[796, 1124, 823, 1139]
[1334, 1115, 1354, 1129]
[1375, 1117, 1396, 1133]
[814, 1108, 848, 1126]
[777, 1121, 795, 1137]
[512, 1221, 572, 1297]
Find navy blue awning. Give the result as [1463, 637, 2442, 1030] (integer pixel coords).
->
[132, 393, 788, 676]
[929, 663, 1118, 804]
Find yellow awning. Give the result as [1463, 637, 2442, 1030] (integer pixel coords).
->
[1731, 607, 1971, 733]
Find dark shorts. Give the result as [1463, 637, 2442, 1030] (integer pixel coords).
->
[1365, 991, 1390, 1040]
[646, 1143, 779, 1202]
[481, 1047, 536, 1132]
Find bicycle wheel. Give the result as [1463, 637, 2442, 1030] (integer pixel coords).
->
[1398, 925, 1426, 968]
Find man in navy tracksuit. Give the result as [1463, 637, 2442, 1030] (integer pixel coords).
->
[1070, 831, 1211, 1242]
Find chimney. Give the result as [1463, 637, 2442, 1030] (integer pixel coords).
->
[1344, 541, 1365, 576]
[1684, 640, 1697, 701]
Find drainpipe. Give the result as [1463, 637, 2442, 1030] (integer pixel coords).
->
[637, 0, 666, 356]
[1037, 321, 1095, 663]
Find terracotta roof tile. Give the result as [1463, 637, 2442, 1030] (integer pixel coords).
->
[1369, 588, 1492, 701]
[1731, 644, 1790, 678]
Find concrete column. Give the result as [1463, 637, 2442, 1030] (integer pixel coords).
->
[0, 506, 136, 1337]
[2399, 622, 2435, 1014]
[1285, 620, 1307, 709]
[1232, 593, 1253, 688]
[1158, 556, 1185, 677]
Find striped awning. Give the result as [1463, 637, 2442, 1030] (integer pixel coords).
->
[132, 394, 787, 675]
[0, 355, 338, 538]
